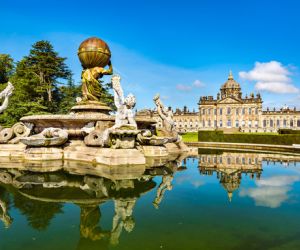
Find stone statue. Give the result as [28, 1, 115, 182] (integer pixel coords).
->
[153, 94, 189, 150]
[111, 74, 137, 129]
[84, 75, 138, 148]
[81, 61, 113, 102]
[0, 82, 14, 114]
[153, 94, 175, 134]
[20, 127, 68, 147]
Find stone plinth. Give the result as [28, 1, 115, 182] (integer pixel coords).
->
[71, 101, 112, 114]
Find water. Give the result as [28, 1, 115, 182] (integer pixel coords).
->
[1, 150, 300, 250]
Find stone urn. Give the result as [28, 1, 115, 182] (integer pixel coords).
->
[109, 125, 139, 149]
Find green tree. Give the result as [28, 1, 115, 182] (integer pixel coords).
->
[57, 74, 81, 113]
[0, 54, 14, 84]
[24, 40, 71, 106]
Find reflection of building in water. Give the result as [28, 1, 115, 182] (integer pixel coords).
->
[198, 152, 263, 201]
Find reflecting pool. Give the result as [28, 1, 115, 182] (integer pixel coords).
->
[1, 150, 300, 250]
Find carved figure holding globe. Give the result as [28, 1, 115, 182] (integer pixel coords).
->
[78, 37, 113, 102]
[81, 60, 113, 101]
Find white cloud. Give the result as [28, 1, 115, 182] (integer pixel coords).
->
[239, 61, 299, 94]
[239, 175, 300, 208]
[176, 79, 205, 92]
[193, 80, 205, 88]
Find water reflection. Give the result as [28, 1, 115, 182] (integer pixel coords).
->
[198, 149, 300, 204]
[1, 151, 300, 249]
[0, 155, 186, 248]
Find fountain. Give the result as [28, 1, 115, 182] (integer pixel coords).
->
[0, 37, 188, 168]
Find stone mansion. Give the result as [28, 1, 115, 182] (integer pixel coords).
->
[137, 71, 300, 133]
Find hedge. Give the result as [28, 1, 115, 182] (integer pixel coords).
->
[278, 129, 300, 134]
[198, 130, 300, 145]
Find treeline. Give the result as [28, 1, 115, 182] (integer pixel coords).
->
[0, 40, 113, 127]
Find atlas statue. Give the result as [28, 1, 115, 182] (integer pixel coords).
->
[78, 37, 113, 102]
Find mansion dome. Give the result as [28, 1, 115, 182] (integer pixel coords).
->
[220, 71, 242, 99]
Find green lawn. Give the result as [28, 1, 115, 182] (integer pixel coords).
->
[181, 132, 198, 142]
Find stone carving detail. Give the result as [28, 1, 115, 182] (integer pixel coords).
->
[136, 129, 168, 146]
[0, 82, 14, 114]
[0, 122, 33, 144]
[20, 127, 68, 147]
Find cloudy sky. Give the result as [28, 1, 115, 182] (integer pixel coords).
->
[1, 0, 300, 110]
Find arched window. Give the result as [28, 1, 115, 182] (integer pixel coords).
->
[270, 119, 274, 127]
[290, 119, 294, 127]
[263, 120, 266, 128]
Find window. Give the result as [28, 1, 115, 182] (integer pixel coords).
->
[214, 108, 217, 115]
[235, 120, 239, 127]
[227, 157, 231, 164]
[242, 108, 245, 115]
[270, 119, 274, 127]
[219, 108, 223, 115]
[248, 108, 251, 114]
[283, 119, 287, 128]
[248, 120, 252, 128]
[242, 120, 245, 127]
[208, 119, 211, 127]
[277, 119, 280, 127]
[202, 119, 205, 127]
[290, 119, 294, 127]
[202, 109, 205, 115]
[227, 119, 231, 127]
[297, 120, 300, 127]
[214, 120, 217, 127]
[219, 120, 223, 127]
[263, 120, 266, 128]
[236, 108, 239, 115]
[255, 120, 258, 128]
[255, 108, 258, 115]
[227, 107, 231, 115]
[208, 108, 211, 115]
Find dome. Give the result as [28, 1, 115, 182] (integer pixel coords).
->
[221, 71, 241, 90]
[78, 37, 111, 69]
[220, 71, 242, 99]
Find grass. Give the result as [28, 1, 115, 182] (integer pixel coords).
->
[181, 132, 198, 142]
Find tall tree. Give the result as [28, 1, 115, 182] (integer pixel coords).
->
[0, 54, 14, 84]
[24, 40, 71, 104]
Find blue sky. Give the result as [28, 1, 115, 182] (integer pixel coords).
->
[1, 0, 300, 110]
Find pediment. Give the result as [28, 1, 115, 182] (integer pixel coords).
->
[218, 97, 242, 104]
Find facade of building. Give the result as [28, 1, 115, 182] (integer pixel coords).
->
[136, 106, 199, 133]
[137, 71, 300, 133]
[199, 72, 300, 133]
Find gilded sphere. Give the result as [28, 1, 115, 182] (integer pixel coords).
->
[78, 37, 111, 69]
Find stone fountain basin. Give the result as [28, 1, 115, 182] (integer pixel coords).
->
[20, 114, 156, 137]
